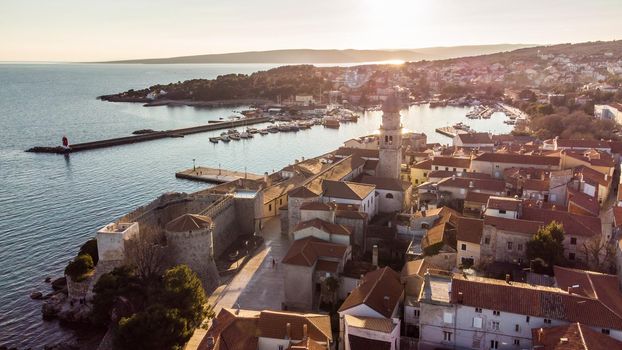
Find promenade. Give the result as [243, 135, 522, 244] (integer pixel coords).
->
[185, 217, 290, 349]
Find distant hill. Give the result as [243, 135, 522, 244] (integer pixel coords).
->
[99, 44, 535, 64]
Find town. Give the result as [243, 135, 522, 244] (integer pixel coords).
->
[25, 40, 622, 350]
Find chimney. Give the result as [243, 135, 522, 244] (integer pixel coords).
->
[206, 337, 215, 348]
[285, 322, 291, 340]
[264, 172, 271, 186]
[452, 174, 456, 180]
[301, 156, 305, 161]
[567, 287, 572, 294]
[469, 181, 474, 188]
[560, 337, 569, 344]
[303, 324, 308, 340]
[538, 328, 544, 342]
[505, 274, 511, 284]
[383, 296, 390, 312]
[372, 245, 379, 266]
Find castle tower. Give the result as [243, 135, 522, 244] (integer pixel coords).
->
[377, 93, 403, 179]
[165, 214, 220, 292]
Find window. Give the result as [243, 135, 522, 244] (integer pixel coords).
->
[475, 307, 482, 313]
[385, 135, 389, 143]
[602, 329, 610, 335]
[495, 165, 500, 169]
[443, 331, 452, 342]
[490, 340, 499, 349]
[513, 339, 520, 346]
[473, 317, 483, 329]
[544, 319, 552, 324]
[569, 252, 576, 260]
[443, 312, 453, 324]
[423, 172, 427, 177]
[490, 321, 500, 330]
[461, 243, 467, 251]
[515, 324, 520, 332]
[453, 167, 457, 171]
[386, 193, 394, 199]
[507, 242, 513, 250]
[279, 198, 282, 205]
[435, 166, 439, 170]
[445, 167, 449, 171]
[526, 316, 530, 323]
[571, 237, 577, 245]
[413, 309, 420, 317]
[499, 209, 507, 214]
[484, 237, 491, 245]
[415, 179, 419, 184]
[517, 243, 523, 252]
[269, 204, 272, 211]
[493, 310, 500, 316]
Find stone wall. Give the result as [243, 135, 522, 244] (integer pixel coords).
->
[67, 275, 91, 300]
[165, 228, 220, 292]
[200, 195, 237, 259]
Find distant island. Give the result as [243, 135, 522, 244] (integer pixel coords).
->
[96, 44, 535, 64]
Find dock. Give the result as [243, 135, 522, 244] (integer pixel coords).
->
[175, 166, 263, 184]
[26, 116, 271, 154]
[435, 126, 468, 138]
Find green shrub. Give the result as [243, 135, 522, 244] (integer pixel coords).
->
[79, 239, 99, 265]
[64, 254, 94, 282]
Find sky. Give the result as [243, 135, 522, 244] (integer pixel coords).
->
[1, 0, 621, 62]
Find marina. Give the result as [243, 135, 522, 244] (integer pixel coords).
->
[435, 126, 469, 138]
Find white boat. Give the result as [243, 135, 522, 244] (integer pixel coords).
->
[209, 137, 220, 143]
[230, 133, 241, 141]
[221, 135, 231, 142]
[259, 129, 269, 135]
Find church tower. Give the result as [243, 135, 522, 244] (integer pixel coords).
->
[377, 93, 403, 179]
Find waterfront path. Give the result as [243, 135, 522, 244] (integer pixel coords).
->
[185, 217, 290, 349]
[176, 166, 263, 184]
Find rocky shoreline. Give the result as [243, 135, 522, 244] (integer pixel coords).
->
[98, 95, 271, 108]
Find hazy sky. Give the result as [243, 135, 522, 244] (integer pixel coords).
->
[1, 0, 621, 62]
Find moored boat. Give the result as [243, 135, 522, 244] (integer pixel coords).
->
[221, 135, 231, 142]
[209, 137, 220, 143]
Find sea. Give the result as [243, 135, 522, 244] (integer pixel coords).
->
[0, 63, 512, 348]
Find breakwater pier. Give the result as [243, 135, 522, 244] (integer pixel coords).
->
[175, 166, 262, 184]
[26, 116, 271, 154]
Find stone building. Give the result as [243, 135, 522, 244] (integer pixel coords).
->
[165, 214, 220, 292]
[377, 93, 403, 179]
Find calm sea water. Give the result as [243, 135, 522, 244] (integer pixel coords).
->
[0, 63, 512, 348]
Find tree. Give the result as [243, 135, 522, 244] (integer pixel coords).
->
[64, 254, 94, 282]
[91, 266, 145, 326]
[125, 225, 167, 283]
[158, 265, 208, 330]
[526, 221, 565, 274]
[582, 237, 616, 273]
[115, 304, 192, 350]
[78, 238, 99, 265]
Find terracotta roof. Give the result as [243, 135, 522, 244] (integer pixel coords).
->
[483, 215, 543, 235]
[412, 159, 432, 170]
[556, 139, 612, 149]
[322, 180, 374, 200]
[531, 323, 622, 350]
[431, 156, 472, 169]
[282, 236, 347, 267]
[363, 159, 379, 170]
[613, 207, 622, 227]
[344, 315, 396, 333]
[338, 267, 403, 318]
[524, 178, 550, 192]
[288, 338, 327, 350]
[359, 175, 410, 192]
[474, 152, 561, 166]
[456, 217, 483, 244]
[300, 202, 332, 211]
[464, 191, 492, 204]
[567, 187, 600, 216]
[521, 207, 601, 238]
[487, 196, 521, 211]
[451, 274, 622, 330]
[257, 310, 333, 342]
[294, 218, 352, 236]
[437, 177, 505, 192]
[421, 222, 450, 250]
[457, 132, 493, 145]
[289, 186, 321, 198]
[575, 165, 609, 187]
[428, 170, 491, 180]
[165, 214, 213, 233]
[553, 266, 622, 320]
[335, 147, 379, 159]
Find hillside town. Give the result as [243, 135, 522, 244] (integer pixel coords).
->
[45, 86, 622, 350]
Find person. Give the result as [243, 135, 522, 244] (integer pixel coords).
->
[272, 258, 276, 269]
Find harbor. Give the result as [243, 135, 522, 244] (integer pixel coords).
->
[435, 126, 469, 138]
[26, 116, 271, 154]
[175, 166, 263, 183]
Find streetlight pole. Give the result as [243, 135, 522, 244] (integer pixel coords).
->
[193, 158, 196, 171]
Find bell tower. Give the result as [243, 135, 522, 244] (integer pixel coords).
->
[377, 93, 403, 179]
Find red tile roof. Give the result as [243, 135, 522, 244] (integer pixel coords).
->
[474, 152, 561, 166]
[456, 217, 483, 244]
[556, 139, 612, 150]
[359, 175, 410, 192]
[322, 180, 375, 200]
[451, 274, 622, 330]
[282, 236, 348, 267]
[487, 196, 521, 211]
[437, 177, 505, 192]
[483, 215, 543, 235]
[335, 147, 379, 159]
[532, 323, 622, 350]
[457, 132, 493, 145]
[431, 156, 472, 169]
[521, 207, 601, 238]
[294, 218, 352, 236]
[339, 267, 403, 318]
[412, 159, 432, 170]
[464, 191, 492, 204]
